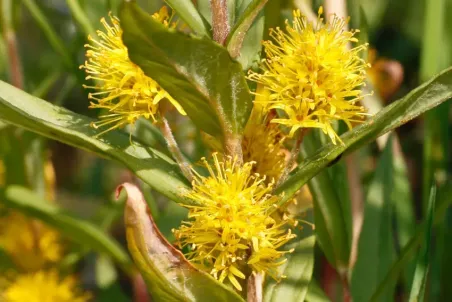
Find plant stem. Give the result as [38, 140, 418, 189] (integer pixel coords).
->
[159, 117, 193, 182]
[277, 129, 307, 187]
[324, 0, 348, 29]
[210, 0, 230, 44]
[2, 0, 24, 88]
[247, 272, 263, 302]
[341, 274, 352, 302]
[224, 133, 243, 164]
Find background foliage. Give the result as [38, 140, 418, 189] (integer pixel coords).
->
[0, 0, 451, 301]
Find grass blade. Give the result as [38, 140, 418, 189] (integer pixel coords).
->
[408, 185, 436, 302]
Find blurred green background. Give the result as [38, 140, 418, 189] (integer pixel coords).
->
[0, 0, 451, 301]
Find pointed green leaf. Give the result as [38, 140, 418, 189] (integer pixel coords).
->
[0, 185, 133, 274]
[392, 141, 416, 287]
[120, 1, 253, 137]
[370, 183, 452, 301]
[226, 0, 267, 69]
[306, 280, 331, 302]
[421, 0, 449, 214]
[301, 132, 351, 272]
[119, 183, 245, 302]
[163, 0, 209, 36]
[0, 80, 193, 205]
[408, 185, 436, 302]
[351, 137, 396, 302]
[276, 67, 452, 206]
[264, 236, 316, 302]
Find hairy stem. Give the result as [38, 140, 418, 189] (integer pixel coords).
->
[247, 272, 263, 302]
[224, 133, 244, 164]
[277, 129, 307, 187]
[159, 117, 193, 182]
[210, 0, 230, 44]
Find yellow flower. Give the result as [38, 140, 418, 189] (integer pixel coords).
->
[1, 270, 90, 302]
[174, 154, 295, 291]
[0, 212, 61, 271]
[248, 8, 369, 144]
[242, 119, 287, 182]
[81, 7, 185, 134]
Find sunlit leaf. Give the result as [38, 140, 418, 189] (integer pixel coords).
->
[226, 0, 267, 69]
[264, 236, 316, 302]
[0, 80, 193, 205]
[370, 183, 452, 301]
[351, 137, 396, 301]
[163, 0, 209, 36]
[301, 133, 351, 272]
[120, 1, 253, 137]
[408, 185, 436, 302]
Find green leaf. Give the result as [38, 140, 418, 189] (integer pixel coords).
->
[0, 80, 194, 205]
[120, 1, 253, 137]
[163, 0, 209, 36]
[97, 283, 130, 302]
[408, 185, 436, 302]
[226, 0, 267, 69]
[157, 200, 188, 242]
[421, 0, 449, 214]
[301, 133, 350, 272]
[0, 129, 28, 186]
[306, 280, 331, 302]
[133, 118, 167, 150]
[264, 236, 316, 302]
[420, 1, 450, 299]
[275, 66, 452, 206]
[0, 120, 9, 130]
[370, 183, 452, 301]
[0, 185, 133, 274]
[119, 183, 245, 302]
[96, 255, 118, 288]
[65, 0, 96, 36]
[263, 0, 282, 40]
[351, 136, 396, 302]
[195, 0, 212, 27]
[392, 140, 416, 287]
[346, 0, 361, 30]
[327, 134, 353, 262]
[0, 248, 15, 271]
[357, 7, 369, 61]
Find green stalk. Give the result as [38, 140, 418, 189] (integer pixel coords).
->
[20, 0, 74, 68]
[421, 0, 447, 212]
[65, 0, 95, 37]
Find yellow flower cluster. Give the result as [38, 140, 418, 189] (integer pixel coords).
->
[0, 212, 61, 271]
[242, 118, 287, 182]
[0, 164, 88, 300]
[1, 270, 91, 302]
[249, 8, 369, 144]
[174, 154, 295, 291]
[81, 7, 185, 134]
